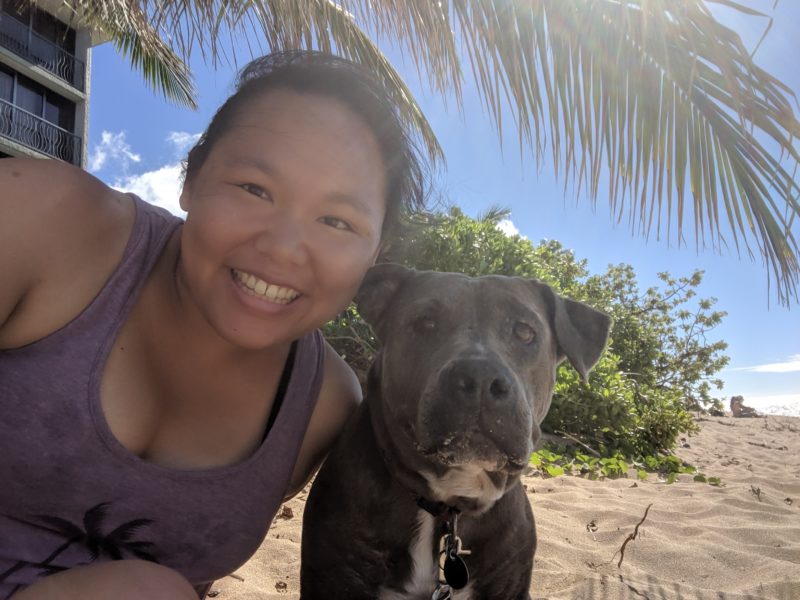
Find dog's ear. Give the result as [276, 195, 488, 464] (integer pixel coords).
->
[529, 280, 612, 381]
[356, 263, 415, 338]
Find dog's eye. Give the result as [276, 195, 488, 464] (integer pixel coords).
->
[513, 321, 536, 344]
[412, 316, 437, 332]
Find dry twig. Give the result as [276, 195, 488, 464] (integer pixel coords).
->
[554, 430, 602, 458]
[614, 503, 653, 568]
[750, 485, 763, 502]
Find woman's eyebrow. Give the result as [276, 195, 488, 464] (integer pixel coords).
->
[325, 192, 381, 217]
[231, 156, 276, 176]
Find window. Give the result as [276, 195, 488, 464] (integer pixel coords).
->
[0, 2, 83, 89]
[2, 1, 75, 54]
[0, 66, 76, 131]
[0, 60, 79, 163]
[15, 77, 43, 116]
[0, 64, 12, 102]
[45, 91, 74, 131]
[32, 9, 76, 54]
[5, 1, 31, 25]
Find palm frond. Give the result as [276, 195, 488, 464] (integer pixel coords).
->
[57, 0, 800, 303]
[477, 204, 513, 223]
[249, 0, 444, 161]
[444, 0, 800, 303]
[61, 0, 196, 108]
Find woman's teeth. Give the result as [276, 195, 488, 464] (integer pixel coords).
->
[232, 269, 299, 304]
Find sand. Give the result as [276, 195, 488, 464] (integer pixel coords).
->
[211, 415, 800, 599]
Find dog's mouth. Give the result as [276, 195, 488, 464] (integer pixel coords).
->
[417, 438, 530, 475]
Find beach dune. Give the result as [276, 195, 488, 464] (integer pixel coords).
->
[212, 415, 800, 600]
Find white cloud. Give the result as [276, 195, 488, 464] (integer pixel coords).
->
[112, 163, 185, 218]
[166, 131, 201, 156]
[89, 130, 141, 173]
[734, 354, 800, 373]
[497, 218, 521, 237]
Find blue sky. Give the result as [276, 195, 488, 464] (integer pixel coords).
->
[86, 1, 799, 415]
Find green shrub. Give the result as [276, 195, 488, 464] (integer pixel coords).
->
[324, 206, 728, 460]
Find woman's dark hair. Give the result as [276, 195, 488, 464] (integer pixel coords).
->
[184, 51, 427, 239]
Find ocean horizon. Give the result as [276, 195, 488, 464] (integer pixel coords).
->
[739, 394, 800, 417]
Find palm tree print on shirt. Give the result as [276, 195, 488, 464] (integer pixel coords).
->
[0, 502, 160, 584]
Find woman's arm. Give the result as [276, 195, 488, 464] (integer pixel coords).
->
[10, 559, 197, 600]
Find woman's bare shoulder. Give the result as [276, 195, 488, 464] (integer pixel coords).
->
[0, 158, 136, 347]
[0, 158, 131, 235]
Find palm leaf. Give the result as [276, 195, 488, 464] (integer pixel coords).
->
[55, 0, 800, 303]
[476, 204, 512, 224]
[82, 501, 111, 537]
[104, 517, 155, 544]
[25, 515, 84, 538]
[54, 0, 196, 108]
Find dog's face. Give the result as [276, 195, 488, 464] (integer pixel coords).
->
[356, 264, 610, 510]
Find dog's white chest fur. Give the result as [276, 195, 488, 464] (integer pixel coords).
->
[378, 510, 474, 600]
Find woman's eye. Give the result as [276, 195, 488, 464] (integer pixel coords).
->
[239, 183, 271, 201]
[513, 321, 536, 344]
[320, 216, 354, 232]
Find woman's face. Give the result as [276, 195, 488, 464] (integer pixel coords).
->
[178, 89, 387, 350]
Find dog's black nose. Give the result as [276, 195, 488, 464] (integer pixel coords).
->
[446, 358, 512, 402]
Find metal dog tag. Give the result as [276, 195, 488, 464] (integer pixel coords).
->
[443, 553, 469, 589]
[431, 583, 452, 600]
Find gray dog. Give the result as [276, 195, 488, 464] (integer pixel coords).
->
[301, 264, 611, 600]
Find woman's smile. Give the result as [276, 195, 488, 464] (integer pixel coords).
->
[230, 268, 300, 305]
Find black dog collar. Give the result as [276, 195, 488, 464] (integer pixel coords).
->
[416, 496, 456, 520]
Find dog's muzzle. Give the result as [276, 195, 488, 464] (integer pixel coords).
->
[415, 357, 535, 470]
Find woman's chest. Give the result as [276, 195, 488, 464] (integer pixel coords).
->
[0, 418, 284, 587]
[0, 336, 299, 586]
[98, 315, 287, 471]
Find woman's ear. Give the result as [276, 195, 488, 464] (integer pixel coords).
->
[178, 182, 192, 213]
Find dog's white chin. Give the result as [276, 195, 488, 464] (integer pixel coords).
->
[421, 464, 508, 513]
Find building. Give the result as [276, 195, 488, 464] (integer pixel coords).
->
[0, 0, 105, 167]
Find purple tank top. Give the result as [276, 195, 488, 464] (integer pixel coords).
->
[0, 195, 325, 598]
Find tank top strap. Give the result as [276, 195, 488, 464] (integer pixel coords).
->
[293, 327, 326, 425]
[78, 194, 182, 335]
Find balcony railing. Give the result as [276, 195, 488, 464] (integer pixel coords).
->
[0, 11, 85, 91]
[0, 98, 81, 164]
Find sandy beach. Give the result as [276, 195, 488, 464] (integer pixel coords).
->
[210, 415, 800, 599]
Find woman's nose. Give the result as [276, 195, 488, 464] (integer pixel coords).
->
[253, 213, 309, 266]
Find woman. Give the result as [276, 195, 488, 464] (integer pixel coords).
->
[0, 51, 424, 598]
